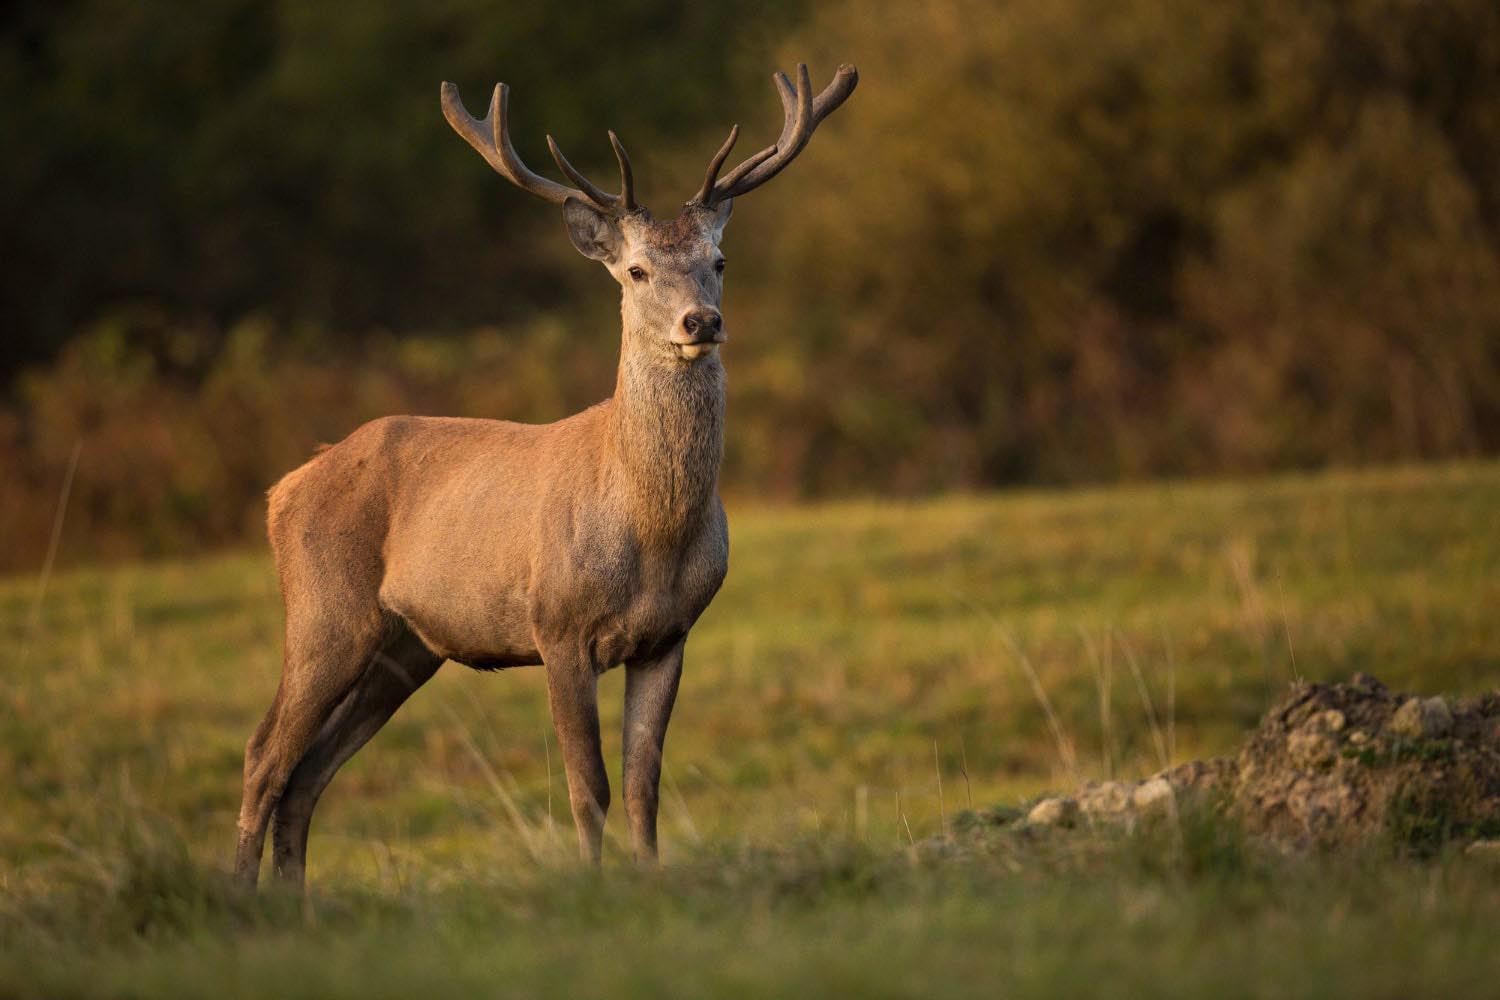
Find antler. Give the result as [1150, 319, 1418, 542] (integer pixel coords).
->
[692, 63, 858, 207]
[441, 81, 638, 213]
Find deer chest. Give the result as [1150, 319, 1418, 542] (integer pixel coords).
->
[535, 508, 728, 667]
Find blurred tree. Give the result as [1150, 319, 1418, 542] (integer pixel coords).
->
[3, 0, 1499, 567]
[723, 0, 1500, 492]
[0, 0, 805, 379]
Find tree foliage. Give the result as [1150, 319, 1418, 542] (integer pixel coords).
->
[726, 0, 1500, 489]
[0, 0, 803, 374]
[2, 0, 1499, 566]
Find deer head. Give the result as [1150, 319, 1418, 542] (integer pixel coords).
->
[441, 63, 858, 362]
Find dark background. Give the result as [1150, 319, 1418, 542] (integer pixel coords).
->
[3, 0, 1498, 567]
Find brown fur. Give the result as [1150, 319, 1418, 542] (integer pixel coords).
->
[237, 63, 855, 888]
[235, 204, 735, 888]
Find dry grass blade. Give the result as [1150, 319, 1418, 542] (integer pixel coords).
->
[1276, 572, 1302, 682]
[933, 740, 948, 840]
[20, 440, 82, 670]
[895, 789, 915, 847]
[439, 703, 545, 861]
[958, 737, 973, 811]
[1161, 626, 1177, 765]
[1116, 631, 1170, 772]
[953, 591, 1080, 783]
[663, 763, 701, 846]
[999, 631, 1080, 784]
[1080, 627, 1118, 779]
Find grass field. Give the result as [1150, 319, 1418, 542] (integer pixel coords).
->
[2, 461, 1498, 997]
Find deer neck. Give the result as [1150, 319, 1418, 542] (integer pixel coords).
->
[608, 327, 725, 542]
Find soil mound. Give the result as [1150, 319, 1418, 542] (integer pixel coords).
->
[1227, 673, 1500, 848]
[1021, 674, 1500, 850]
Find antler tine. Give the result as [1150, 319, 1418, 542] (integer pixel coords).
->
[547, 135, 619, 209]
[696, 74, 798, 199]
[608, 131, 636, 211]
[770, 67, 804, 150]
[727, 63, 845, 194]
[713, 143, 780, 196]
[693, 124, 740, 205]
[717, 65, 812, 195]
[441, 82, 576, 205]
[696, 63, 858, 206]
[441, 82, 504, 175]
[441, 80, 636, 213]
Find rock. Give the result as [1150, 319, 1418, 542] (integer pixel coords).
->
[1465, 840, 1500, 862]
[1027, 797, 1079, 827]
[1159, 757, 1236, 797]
[1133, 777, 1176, 817]
[1391, 697, 1454, 739]
[1080, 779, 1134, 821]
[1286, 728, 1339, 768]
[1076, 781, 1135, 818]
[1350, 672, 1386, 693]
[914, 835, 962, 860]
[1422, 697, 1454, 737]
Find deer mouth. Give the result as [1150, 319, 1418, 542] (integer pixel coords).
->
[671, 330, 727, 360]
[675, 340, 722, 360]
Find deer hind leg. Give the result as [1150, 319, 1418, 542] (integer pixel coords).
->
[270, 626, 441, 889]
[234, 611, 390, 888]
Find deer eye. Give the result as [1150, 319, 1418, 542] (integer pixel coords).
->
[714, 259, 726, 274]
[627, 265, 647, 282]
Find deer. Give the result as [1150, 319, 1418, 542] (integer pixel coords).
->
[233, 62, 858, 889]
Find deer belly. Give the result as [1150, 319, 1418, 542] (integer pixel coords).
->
[380, 578, 541, 668]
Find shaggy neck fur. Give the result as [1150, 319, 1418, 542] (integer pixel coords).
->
[608, 325, 725, 545]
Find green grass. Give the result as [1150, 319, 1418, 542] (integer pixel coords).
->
[2, 461, 1498, 997]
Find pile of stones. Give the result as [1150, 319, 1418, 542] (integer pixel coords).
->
[1011, 674, 1500, 850]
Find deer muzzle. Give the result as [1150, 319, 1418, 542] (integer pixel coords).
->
[672, 308, 727, 355]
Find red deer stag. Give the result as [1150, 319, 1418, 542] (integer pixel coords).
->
[234, 63, 858, 888]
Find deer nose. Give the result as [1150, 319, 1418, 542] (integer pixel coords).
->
[676, 308, 725, 344]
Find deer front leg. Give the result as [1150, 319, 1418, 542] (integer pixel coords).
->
[622, 638, 684, 863]
[542, 643, 610, 863]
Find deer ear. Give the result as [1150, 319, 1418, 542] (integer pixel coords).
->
[562, 197, 622, 262]
[708, 198, 733, 239]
